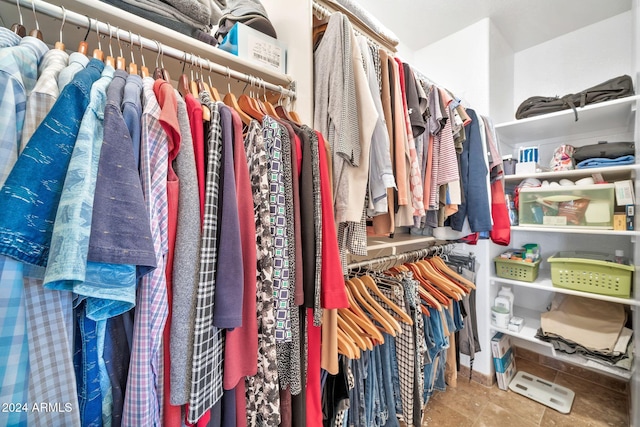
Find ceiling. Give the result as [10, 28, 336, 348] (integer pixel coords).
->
[356, 0, 633, 52]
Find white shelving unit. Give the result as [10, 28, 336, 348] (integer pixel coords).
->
[492, 95, 639, 382]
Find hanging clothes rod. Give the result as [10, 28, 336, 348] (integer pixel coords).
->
[4, 0, 297, 99]
[312, 0, 397, 53]
[346, 242, 457, 273]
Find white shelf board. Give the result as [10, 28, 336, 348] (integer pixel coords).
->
[491, 306, 633, 381]
[366, 234, 436, 251]
[503, 164, 639, 183]
[510, 226, 640, 237]
[489, 271, 640, 306]
[495, 95, 640, 145]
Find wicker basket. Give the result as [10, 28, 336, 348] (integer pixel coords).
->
[548, 251, 634, 298]
[494, 258, 541, 282]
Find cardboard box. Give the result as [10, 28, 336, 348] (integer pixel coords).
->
[218, 22, 287, 73]
[491, 332, 517, 390]
[614, 180, 635, 206]
[613, 213, 626, 231]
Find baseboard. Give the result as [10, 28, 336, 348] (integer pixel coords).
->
[457, 364, 495, 387]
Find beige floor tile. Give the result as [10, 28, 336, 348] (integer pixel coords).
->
[428, 379, 491, 421]
[514, 357, 558, 382]
[422, 403, 475, 427]
[487, 386, 545, 424]
[472, 402, 539, 427]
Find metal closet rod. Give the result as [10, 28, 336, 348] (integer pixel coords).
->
[346, 242, 457, 272]
[7, 0, 297, 99]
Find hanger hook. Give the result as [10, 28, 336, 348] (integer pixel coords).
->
[138, 34, 146, 68]
[16, 0, 23, 26]
[83, 15, 91, 41]
[226, 67, 232, 94]
[58, 6, 66, 44]
[190, 53, 195, 81]
[154, 40, 161, 68]
[128, 30, 135, 64]
[116, 27, 123, 58]
[208, 61, 214, 88]
[31, 0, 39, 30]
[95, 18, 102, 51]
[181, 51, 187, 74]
[107, 23, 114, 58]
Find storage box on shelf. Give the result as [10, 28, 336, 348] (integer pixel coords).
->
[494, 257, 540, 282]
[518, 183, 615, 229]
[548, 251, 634, 298]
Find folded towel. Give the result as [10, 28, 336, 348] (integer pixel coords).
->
[119, 0, 217, 28]
[576, 155, 635, 169]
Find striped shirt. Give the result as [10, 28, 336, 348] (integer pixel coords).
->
[122, 77, 170, 426]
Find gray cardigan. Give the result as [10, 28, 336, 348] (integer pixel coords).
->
[170, 93, 202, 405]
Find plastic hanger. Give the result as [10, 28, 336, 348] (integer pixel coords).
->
[275, 86, 297, 123]
[187, 55, 211, 121]
[137, 34, 149, 78]
[115, 29, 126, 71]
[223, 67, 252, 125]
[248, 77, 268, 115]
[28, 1, 42, 40]
[10, 0, 26, 37]
[92, 19, 104, 61]
[127, 31, 138, 75]
[53, 6, 66, 51]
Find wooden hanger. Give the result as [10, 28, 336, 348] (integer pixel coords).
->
[28, 1, 42, 40]
[11, 0, 26, 37]
[350, 277, 402, 333]
[136, 34, 149, 78]
[415, 260, 464, 300]
[361, 275, 413, 325]
[346, 278, 397, 336]
[126, 31, 138, 75]
[430, 256, 476, 290]
[337, 328, 359, 359]
[313, 22, 328, 48]
[341, 286, 385, 342]
[104, 23, 117, 68]
[337, 315, 369, 351]
[407, 263, 451, 306]
[115, 29, 126, 71]
[206, 64, 222, 102]
[152, 40, 170, 81]
[221, 68, 253, 125]
[92, 20, 104, 61]
[53, 6, 66, 51]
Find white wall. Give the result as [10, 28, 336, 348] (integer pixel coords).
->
[395, 40, 415, 64]
[513, 11, 633, 106]
[489, 21, 514, 123]
[413, 18, 491, 116]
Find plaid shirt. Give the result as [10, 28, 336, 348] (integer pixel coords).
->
[188, 94, 224, 424]
[0, 27, 20, 48]
[20, 48, 69, 150]
[122, 77, 170, 427]
[0, 35, 47, 427]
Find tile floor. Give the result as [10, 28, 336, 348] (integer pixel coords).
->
[422, 352, 631, 426]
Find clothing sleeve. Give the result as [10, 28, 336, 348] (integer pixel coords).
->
[212, 107, 244, 329]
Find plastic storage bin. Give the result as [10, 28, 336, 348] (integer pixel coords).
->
[495, 258, 541, 282]
[548, 251, 634, 298]
[518, 183, 615, 229]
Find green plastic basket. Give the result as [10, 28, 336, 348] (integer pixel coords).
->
[548, 251, 634, 298]
[494, 258, 541, 282]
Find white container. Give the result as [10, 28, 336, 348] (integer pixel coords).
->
[494, 296, 511, 315]
[498, 286, 515, 317]
[492, 306, 510, 328]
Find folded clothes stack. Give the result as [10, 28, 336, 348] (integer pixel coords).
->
[100, 0, 227, 46]
[576, 155, 636, 169]
[535, 294, 634, 370]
